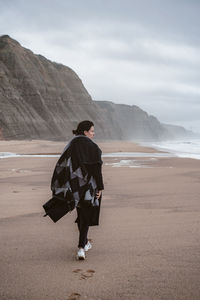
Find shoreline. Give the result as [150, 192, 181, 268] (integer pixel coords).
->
[1, 140, 200, 162]
[1, 139, 200, 161]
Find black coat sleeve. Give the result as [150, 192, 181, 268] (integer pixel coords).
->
[85, 163, 104, 191]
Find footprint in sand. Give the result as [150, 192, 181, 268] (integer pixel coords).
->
[73, 269, 82, 274]
[73, 268, 95, 280]
[80, 269, 95, 280]
[67, 292, 81, 300]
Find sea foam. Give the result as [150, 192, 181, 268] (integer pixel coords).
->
[143, 139, 200, 160]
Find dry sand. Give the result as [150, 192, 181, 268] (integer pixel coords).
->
[0, 140, 200, 300]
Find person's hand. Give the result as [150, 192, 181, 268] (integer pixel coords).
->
[96, 190, 102, 199]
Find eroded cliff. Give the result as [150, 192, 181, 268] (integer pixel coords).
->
[0, 35, 110, 140]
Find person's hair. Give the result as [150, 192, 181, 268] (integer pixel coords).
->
[72, 120, 94, 136]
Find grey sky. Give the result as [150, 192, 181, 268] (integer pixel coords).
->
[1, 0, 200, 132]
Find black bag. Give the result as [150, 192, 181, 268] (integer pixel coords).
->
[43, 190, 75, 223]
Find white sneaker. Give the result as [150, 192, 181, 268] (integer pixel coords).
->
[77, 248, 85, 260]
[84, 241, 92, 252]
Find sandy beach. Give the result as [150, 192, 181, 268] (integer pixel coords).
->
[0, 140, 200, 300]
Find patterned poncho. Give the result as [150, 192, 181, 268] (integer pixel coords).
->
[51, 135, 103, 210]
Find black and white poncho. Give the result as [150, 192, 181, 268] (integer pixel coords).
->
[51, 135, 103, 211]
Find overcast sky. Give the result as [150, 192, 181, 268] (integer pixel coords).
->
[1, 0, 200, 132]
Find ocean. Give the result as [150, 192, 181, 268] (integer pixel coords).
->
[143, 138, 200, 160]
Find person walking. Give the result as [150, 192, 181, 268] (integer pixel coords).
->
[50, 120, 104, 260]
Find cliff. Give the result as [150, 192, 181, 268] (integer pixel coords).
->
[95, 101, 170, 141]
[0, 35, 188, 141]
[0, 35, 109, 140]
[162, 124, 195, 139]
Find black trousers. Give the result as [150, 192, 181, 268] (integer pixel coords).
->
[76, 208, 89, 248]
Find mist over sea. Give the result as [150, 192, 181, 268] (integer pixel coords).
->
[143, 138, 200, 160]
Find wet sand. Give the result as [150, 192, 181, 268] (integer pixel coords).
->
[0, 140, 200, 300]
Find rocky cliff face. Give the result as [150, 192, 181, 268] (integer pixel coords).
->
[0, 35, 188, 141]
[0, 35, 110, 140]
